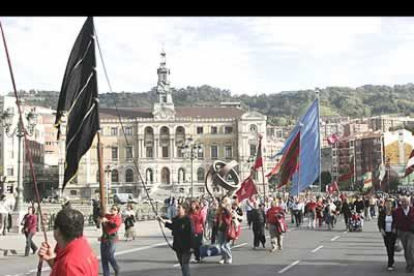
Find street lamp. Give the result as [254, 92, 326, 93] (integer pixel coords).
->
[181, 138, 202, 199]
[104, 165, 112, 206]
[0, 107, 37, 232]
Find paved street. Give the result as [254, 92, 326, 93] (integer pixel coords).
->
[0, 217, 405, 276]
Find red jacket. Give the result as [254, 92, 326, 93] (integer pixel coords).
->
[306, 202, 317, 212]
[24, 214, 37, 234]
[266, 207, 284, 225]
[189, 210, 204, 235]
[51, 237, 99, 276]
[101, 214, 122, 242]
[394, 207, 414, 232]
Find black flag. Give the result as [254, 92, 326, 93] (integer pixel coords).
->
[55, 17, 100, 190]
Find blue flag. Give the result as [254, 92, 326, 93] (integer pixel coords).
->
[269, 99, 320, 195]
[290, 99, 320, 195]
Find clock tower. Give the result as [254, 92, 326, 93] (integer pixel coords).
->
[152, 50, 175, 120]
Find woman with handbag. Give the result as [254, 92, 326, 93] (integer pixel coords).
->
[22, 206, 38, 256]
[216, 197, 233, 264]
[378, 200, 397, 271]
[123, 204, 136, 241]
[188, 200, 204, 262]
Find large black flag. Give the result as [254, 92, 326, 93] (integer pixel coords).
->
[55, 17, 100, 190]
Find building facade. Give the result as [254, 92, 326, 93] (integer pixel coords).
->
[62, 52, 267, 201]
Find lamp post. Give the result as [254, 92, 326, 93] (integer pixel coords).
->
[181, 138, 202, 199]
[104, 165, 112, 206]
[0, 107, 37, 233]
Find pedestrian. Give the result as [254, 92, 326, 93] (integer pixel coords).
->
[0, 195, 10, 235]
[251, 202, 266, 249]
[341, 198, 352, 230]
[38, 208, 99, 276]
[216, 196, 233, 264]
[378, 200, 397, 271]
[99, 205, 122, 276]
[92, 199, 100, 229]
[157, 204, 194, 276]
[123, 204, 136, 241]
[305, 197, 317, 229]
[266, 200, 287, 251]
[188, 200, 204, 262]
[21, 206, 38, 256]
[207, 199, 218, 244]
[393, 196, 414, 273]
[316, 198, 324, 228]
[245, 198, 254, 229]
[231, 198, 243, 246]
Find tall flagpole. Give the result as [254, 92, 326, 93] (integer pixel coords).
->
[297, 123, 303, 196]
[315, 88, 322, 193]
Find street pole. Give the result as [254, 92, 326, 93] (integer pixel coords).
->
[14, 119, 24, 212]
[191, 148, 194, 199]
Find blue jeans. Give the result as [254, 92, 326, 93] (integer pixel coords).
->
[100, 240, 119, 276]
[217, 230, 232, 261]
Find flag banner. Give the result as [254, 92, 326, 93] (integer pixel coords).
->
[253, 136, 263, 170]
[327, 133, 339, 145]
[276, 131, 300, 188]
[289, 99, 321, 195]
[338, 157, 354, 183]
[55, 17, 100, 190]
[362, 172, 373, 188]
[378, 163, 386, 182]
[404, 149, 414, 177]
[235, 177, 258, 202]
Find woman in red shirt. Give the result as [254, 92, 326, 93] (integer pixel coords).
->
[100, 205, 122, 276]
[22, 206, 38, 256]
[188, 200, 204, 262]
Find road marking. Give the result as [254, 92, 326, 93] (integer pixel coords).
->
[311, 245, 323, 253]
[331, 236, 340, 241]
[232, 242, 248, 249]
[113, 242, 168, 257]
[278, 260, 300, 274]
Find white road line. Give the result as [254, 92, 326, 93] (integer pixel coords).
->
[311, 245, 323, 253]
[331, 236, 340, 241]
[113, 242, 168, 257]
[278, 260, 300, 274]
[232, 242, 248, 249]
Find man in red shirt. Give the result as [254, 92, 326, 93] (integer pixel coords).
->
[266, 200, 286, 252]
[394, 196, 414, 273]
[305, 198, 317, 229]
[100, 205, 122, 276]
[38, 208, 99, 276]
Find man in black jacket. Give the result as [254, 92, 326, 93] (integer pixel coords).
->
[158, 204, 193, 276]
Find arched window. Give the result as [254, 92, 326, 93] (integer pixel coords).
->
[146, 168, 154, 183]
[111, 169, 119, 183]
[178, 168, 185, 183]
[161, 167, 170, 184]
[125, 169, 134, 183]
[197, 167, 205, 182]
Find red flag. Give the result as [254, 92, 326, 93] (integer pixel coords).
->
[276, 131, 301, 188]
[327, 133, 339, 145]
[326, 181, 339, 194]
[404, 149, 414, 177]
[338, 157, 354, 183]
[236, 177, 258, 202]
[253, 136, 263, 170]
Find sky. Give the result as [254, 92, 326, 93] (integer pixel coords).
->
[1, 17, 414, 96]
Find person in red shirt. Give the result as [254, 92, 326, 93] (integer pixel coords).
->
[188, 200, 203, 262]
[22, 206, 38, 256]
[100, 205, 122, 276]
[305, 198, 317, 229]
[38, 208, 99, 276]
[266, 200, 287, 252]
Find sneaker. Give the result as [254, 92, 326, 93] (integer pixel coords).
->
[270, 247, 277, 252]
[387, 267, 394, 271]
[278, 246, 283, 250]
[253, 246, 257, 250]
[218, 259, 225, 264]
[225, 259, 232, 264]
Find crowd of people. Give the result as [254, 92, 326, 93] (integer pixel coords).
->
[0, 189, 411, 276]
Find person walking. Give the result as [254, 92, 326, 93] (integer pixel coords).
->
[305, 197, 317, 229]
[341, 198, 352, 230]
[188, 200, 204, 262]
[251, 202, 266, 249]
[378, 200, 397, 271]
[158, 204, 194, 276]
[231, 198, 243, 246]
[266, 200, 287, 251]
[216, 197, 233, 264]
[100, 205, 122, 276]
[393, 196, 414, 273]
[123, 204, 136, 241]
[0, 195, 10, 236]
[22, 206, 38, 256]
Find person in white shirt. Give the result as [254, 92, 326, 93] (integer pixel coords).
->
[0, 195, 11, 235]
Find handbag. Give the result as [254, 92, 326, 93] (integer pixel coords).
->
[226, 221, 237, 240]
[395, 238, 403, 252]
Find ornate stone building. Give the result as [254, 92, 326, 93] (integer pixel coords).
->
[63, 52, 267, 201]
